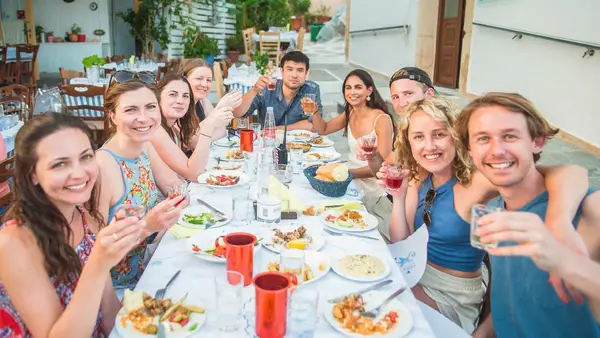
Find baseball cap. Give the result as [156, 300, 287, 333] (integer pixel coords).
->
[389, 67, 434, 90]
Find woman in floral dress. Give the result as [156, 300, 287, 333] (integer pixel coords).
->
[0, 113, 144, 337]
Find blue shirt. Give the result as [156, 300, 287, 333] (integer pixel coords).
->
[487, 190, 600, 338]
[244, 79, 323, 126]
[414, 175, 486, 272]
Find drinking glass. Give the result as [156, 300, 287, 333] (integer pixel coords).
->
[302, 94, 317, 116]
[385, 164, 403, 191]
[290, 147, 304, 174]
[267, 74, 277, 91]
[232, 185, 251, 224]
[279, 249, 305, 286]
[271, 164, 293, 184]
[236, 117, 248, 130]
[114, 204, 146, 221]
[287, 288, 319, 338]
[359, 133, 378, 156]
[470, 204, 504, 249]
[245, 151, 258, 182]
[250, 122, 262, 139]
[167, 181, 189, 207]
[215, 271, 244, 332]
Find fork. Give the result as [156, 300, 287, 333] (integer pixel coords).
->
[360, 286, 407, 318]
[323, 228, 379, 241]
[154, 270, 181, 300]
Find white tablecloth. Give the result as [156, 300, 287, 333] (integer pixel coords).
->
[69, 77, 109, 86]
[102, 62, 165, 73]
[252, 31, 298, 44]
[109, 144, 436, 337]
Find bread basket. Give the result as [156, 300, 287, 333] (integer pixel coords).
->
[303, 165, 353, 197]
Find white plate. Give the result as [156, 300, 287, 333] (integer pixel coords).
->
[320, 210, 378, 232]
[197, 171, 249, 188]
[323, 290, 414, 337]
[309, 136, 334, 148]
[262, 250, 331, 285]
[178, 205, 230, 229]
[261, 225, 326, 253]
[115, 307, 206, 338]
[303, 151, 341, 163]
[211, 162, 243, 171]
[331, 254, 391, 282]
[187, 227, 262, 264]
[213, 137, 239, 147]
[288, 130, 314, 141]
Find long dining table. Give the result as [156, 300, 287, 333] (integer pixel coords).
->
[109, 140, 436, 337]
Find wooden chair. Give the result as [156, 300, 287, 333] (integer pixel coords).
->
[156, 65, 167, 81]
[59, 67, 85, 85]
[15, 45, 39, 92]
[105, 54, 125, 63]
[167, 59, 181, 73]
[0, 84, 31, 121]
[242, 28, 256, 64]
[296, 27, 306, 52]
[0, 156, 15, 214]
[213, 61, 225, 100]
[59, 84, 108, 144]
[259, 32, 281, 67]
[0, 47, 7, 85]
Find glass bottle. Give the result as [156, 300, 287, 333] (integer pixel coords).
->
[263, 107, 276, 148]
[256, 187, 281, 227]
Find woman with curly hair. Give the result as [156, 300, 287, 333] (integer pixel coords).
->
[0, 113, 144, 337]
[377, 96, 589, 333]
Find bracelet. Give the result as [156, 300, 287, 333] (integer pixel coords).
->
[199, 132, 211, 139]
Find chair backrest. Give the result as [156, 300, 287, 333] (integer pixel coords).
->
[259, 32, 281, 67]
[0, 156, 14, 210]
[59, 67, 85, 85]
[242, 28, 256, 63]
[156, 65, 168, 81]
[0, 84, 31, 121]
[213, 61, 225, 100]
[109, 54, 125, 63]
[0, 47, 7, 82]
[296, 27, 306, 52]
[16, 45, 39, 87]
[167, 59, 181, 73]
[59, 84, 106, 119]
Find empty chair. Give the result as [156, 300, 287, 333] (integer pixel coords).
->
[259, 32, 281, 67]
[59, 84, 107, 144]
[59, 67, 85, 85]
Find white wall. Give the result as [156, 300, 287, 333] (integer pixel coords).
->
[467, 25, 600, 147]
[348, 0, 419, 77]
[310, 0, 346, 15]
[33, 0, 111, 44]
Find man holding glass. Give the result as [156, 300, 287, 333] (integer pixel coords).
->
[232, 51, 322, 131]
[456, 92, 600, 337]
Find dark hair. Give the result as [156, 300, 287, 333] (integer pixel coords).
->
[342, 69, 396, 138]
[104, 79, 159, 135]
[179, 58, 213, 78]
[157, 74, 200, 150]
[5, 113, 105, 283]
[280, 51, 310, 70]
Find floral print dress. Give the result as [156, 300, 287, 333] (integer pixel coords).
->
[97, 149, 159, 290]
[0, 208, 102, 338]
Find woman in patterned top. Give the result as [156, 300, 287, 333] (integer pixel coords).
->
[150, 74, 234, 181]
[97, 79, 188, 291]
[0, 113, 144, 337]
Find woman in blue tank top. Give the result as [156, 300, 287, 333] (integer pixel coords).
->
[97, 77, 189, 291]
[377, 97, 589, 333]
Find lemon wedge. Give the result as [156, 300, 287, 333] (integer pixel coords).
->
[287, 239, 308, 250]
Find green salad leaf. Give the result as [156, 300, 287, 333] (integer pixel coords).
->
[183, 212, 215, 225]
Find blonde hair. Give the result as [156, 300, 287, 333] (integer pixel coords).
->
[394, 97, 474, 185]
[455, 92, 559, 163]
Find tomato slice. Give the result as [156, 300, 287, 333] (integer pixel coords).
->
[192, 244, 200, 252]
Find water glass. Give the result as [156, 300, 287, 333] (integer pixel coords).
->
[302, 94, 317, 116]
[290, 148, 304, 174]
[250, 122, 262, 141]
[167, 181, 189, 206]
[215, 271, 244, 332]
[271, 164, 293, 184]
[470, 204, 504, 249]
[279, 249, 305, 286]
[287, 288, 319, 338]
[114, 204, 146, 221]
[236, 117, 248, 130]
[232, 185, 251, 224]
[245, 151, 258, 182]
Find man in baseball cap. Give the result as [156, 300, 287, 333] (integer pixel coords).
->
[389, 67, 436, 116]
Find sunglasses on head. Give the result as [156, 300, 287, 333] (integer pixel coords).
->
[422, 188, 437, 227]
[108, 70, 156, 85]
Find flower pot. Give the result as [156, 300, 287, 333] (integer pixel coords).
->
[87, 65, 100, 84]
[78, 34, 86, 42]
[290, 17, 302, 32]
[316, 16, 331, 23]
[227, 50, 241, 63]
[47, 35, 55, 43]
[69, 33, 79, 42]
[205, 55, 215, 66]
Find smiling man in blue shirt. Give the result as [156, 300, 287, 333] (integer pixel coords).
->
[232, 51, 322, 130]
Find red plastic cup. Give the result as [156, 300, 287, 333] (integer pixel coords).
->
[253, 272, 295, 338]
[224, 232, 257, 286]
[240, 129, 258, 152]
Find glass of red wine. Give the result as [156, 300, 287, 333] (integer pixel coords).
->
[385, 164, 404, 191]
[267, 76, 277, 91]
[359, 133, 378, 156]
[167, 181, 189, 207]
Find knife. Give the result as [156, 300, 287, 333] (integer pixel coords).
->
[157, 322, 166, 338]
[327, 279, 393, 303]
[197, 198, 227, 217]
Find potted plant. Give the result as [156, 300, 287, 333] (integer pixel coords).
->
[46, 31, 55, 43]
[225, 33, 244, 63]
[82, 54, 106, 84]
[288, 0, 311, 31]
[304, 13, 316, 30]
[69, 24, 81, 42]
[315, 4, 331, 23]
[183, 28, 220, 65]
[35, 25, 44, 43]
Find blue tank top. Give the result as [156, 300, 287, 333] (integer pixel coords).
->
[487, 190, 600, 338]
[414, 175, 486, 272]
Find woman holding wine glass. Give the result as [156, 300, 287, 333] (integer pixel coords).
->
[376, 96, 590, 333]
[310, 69, 395, 197]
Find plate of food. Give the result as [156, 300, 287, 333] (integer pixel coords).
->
[225, 149, 245, 161]
[310, 136, 333, 148]
[303, 151, 341, 163]
[115, 289, 206, 337]
[287, 142, 312, 153]
[213, 137, 239, 147]
[187, 228, 262, 263]
[263, 250, 331, 285]
[321, 209, 378, 232]
[331, 254, 391, 282]
[288, 130, 314, 141]
[323, 290, 413, 337]
[178, 205, 230, 229]
[303, 200, 364, 216]
[261, 225, 325, 253]
[211, 162, 243, 171]
[197, 171, 249, 188]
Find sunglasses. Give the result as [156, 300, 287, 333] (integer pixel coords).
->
[108, 70, 156, 85]
[422, 188, 437, 227]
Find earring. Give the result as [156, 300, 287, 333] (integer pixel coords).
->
[367, 96, 371, 101]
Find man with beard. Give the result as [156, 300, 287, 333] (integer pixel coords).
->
[456, 92, 600, 337]
[233, 51, 322, 130]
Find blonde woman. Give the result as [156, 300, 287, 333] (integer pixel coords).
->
[377, 97, 589, 333]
